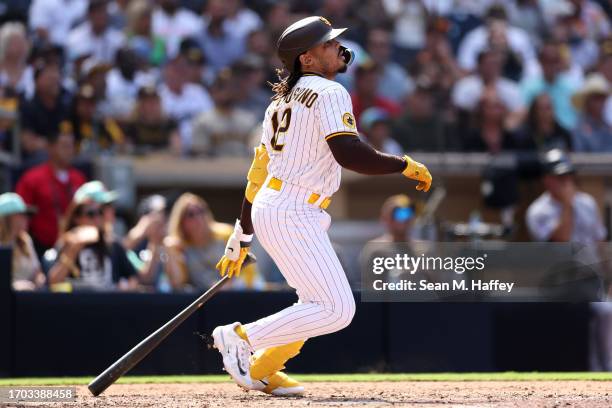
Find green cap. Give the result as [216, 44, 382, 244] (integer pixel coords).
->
[74, 181, 118, 205]
[0, 192, 36, 217]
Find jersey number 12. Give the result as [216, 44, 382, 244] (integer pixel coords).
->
[271, 108, 292, 151]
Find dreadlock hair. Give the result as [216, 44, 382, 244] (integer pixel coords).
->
[270, 59, 302, 100]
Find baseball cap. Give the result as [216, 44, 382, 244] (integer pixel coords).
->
[74, 181, 118, 205]
[382, 194, 416, 222]
[0, 193, 36, 217]
[540, 149, 575, 176]
[359, 107, 390, 133]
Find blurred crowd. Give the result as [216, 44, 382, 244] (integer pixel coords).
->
[1, 0, 612, 294]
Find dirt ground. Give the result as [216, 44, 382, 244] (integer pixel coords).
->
[5, 381, 612, 408]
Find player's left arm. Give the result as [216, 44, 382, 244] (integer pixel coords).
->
[216, 143, 269, 278]
[318, 87, 432, 192]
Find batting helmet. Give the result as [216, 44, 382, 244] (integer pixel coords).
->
[277, 16, 355, 73]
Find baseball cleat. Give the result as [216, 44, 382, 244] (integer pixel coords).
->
[212, 322, 258, 389]
[258, 371, 305, 396]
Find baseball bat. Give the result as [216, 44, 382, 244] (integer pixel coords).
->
[88, 254, 255, 396]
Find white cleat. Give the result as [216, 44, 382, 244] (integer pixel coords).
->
[212, 322, 259, 390]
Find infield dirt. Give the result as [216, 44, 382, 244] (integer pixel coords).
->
[7, 381, 612, 407]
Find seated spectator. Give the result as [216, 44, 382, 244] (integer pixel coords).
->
[452, 49, 525, 130]
[124, 85, 180, 153]
[232, 55, 271, 120]
[105, 47, 153, 120]
[18, 59, 72, 162]
[72, 180, 120, 239]
[223, 0, 263, 41]
[457, 4, 539, 80]
[28, 0, 87, 47]
[0, 192, 45, 291]
[152, 0, 202, 57]
[70, 84, 125, 155]
[462, 91, 519, 153]
[200, 0, 246, 74]
[16, 130, 86, 256]
[125, 0, 166, 67]
[0, 22, 31, 98]
[572, 73, 612, 151]
[351, 62, 401, 124]
[66, 0, 125, 63]
[358, 107, 402, 155]
[364, 26, 413, 103]
[517, 93, 573, 151]
[551, 8, 600, 70]
[522, 41, 579, 130]
[47, 194, 138, 291]
[178, 37, 209, 86]
[191, 69, 258, 156]
[380, 0, 427, 62]
[158, 56, 213, 152]
[164, 193, 263, 291]
[393, 82, 456, 152]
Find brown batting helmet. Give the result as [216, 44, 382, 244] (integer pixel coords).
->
[277, 16, 354, 73]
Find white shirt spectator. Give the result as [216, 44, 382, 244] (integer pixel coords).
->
[191, 107, 258, 156]
[105, 69, 156, 119]
[223, 8, 263, 40]
[29, 0, 87, 47]
[457, 24, 540, 80]
[158, 83, 213, 149]
[66, 22, 125, 62]
[527, 191, 606, 244]
[451, 75, 525, 112]
[152, 7, 203, 58]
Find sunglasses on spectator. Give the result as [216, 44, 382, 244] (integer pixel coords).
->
[184, 207, 206, 219]
[79, 207, 103, 218]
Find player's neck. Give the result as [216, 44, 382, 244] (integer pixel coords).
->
[301, 70, 335, 81]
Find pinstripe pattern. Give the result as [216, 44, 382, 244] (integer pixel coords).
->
[243, 180, 355, 350]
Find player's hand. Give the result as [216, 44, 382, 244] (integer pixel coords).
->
[216, 219, 252, 278]
[402, 155, 432, 192]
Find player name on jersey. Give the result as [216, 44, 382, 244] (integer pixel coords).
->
[278, 86, 319, 108]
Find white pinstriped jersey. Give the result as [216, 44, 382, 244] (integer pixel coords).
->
[261, 73, 358, 197]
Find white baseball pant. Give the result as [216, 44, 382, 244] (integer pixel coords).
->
[243, 178, 356, 351]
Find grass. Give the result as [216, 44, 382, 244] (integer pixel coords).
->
[1, 372, 612, 386]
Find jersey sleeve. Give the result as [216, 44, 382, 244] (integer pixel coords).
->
[315, 85, 359, 141]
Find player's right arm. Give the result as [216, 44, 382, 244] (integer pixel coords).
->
[318, 86, 432, 192]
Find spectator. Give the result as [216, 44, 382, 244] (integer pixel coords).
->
[178, 37, 209, 86]
[152, 0, 203, 57]
[518, 93, 574, 151]
[73, 180, 119, 237]
[0, 22, 31, 97]
[158, 56, 213, 151]
[191, 69, 257, 156]
[164, 192, 263, 291]
[463, 91, 519, 153]
[452, 49, 525, 130]
[78, 58, 113, 115]
[70, 83, 125, 154]
[351, 61, 401, 123]
[28, 0, 87, 47]
[232, 55, 271, 120]
[598, 39, 612, 126]
[522, 42, 580, 130]
[125, 85, 180, 153]
[200, 0, 246, 74]
[16, 130, 86, 256]
[105, 47, 152, 119]
[457, 4, 539, 80]
[551, 7, 600, 70]
[223, 0, 263, 41]
[0, 192, 45, 291]
[359, 107, 403, 155]
[18, 60, 72, 162]
[380, 0, 428, 62]
[364, 26, 413, 103]
[572, 73, 612, 151]
[506, 0, 547, 47]
[567, 0, 610, 41]
[66, 0, 125, 63]
[47, 194, 138, 291]
[393, 82, 454, 151]
[125, 0, 166, 67]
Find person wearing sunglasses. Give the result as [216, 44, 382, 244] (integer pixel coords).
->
[164, 192, 264, 292]
[47, 194, 139, 292]
[0, 192, 45, 291]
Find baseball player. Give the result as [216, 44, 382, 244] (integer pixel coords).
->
[211, 16, 432, 396]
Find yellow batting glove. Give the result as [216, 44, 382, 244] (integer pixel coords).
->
[216, 219, 253, 278]
[402, 155, 432, 192]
